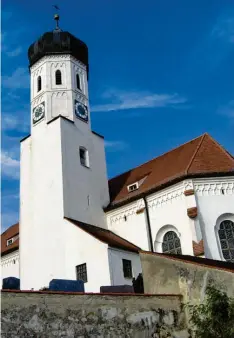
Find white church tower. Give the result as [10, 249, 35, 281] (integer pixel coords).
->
[20, 15, 110, 290]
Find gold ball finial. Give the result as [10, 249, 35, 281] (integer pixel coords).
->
[54, 14, 59, 21]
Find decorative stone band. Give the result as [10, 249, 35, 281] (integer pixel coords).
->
[184, 189, 195, 196]
[187, 207, 198, 219]
[136, 207, 145, 215]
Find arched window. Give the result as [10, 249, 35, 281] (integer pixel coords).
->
[162, 231, 182, 254]
[37, 76, 42, 92]
[79, 147, 89, 167]
[55, 70, 62, 85]
[76, 73, 81, 90]
[218, 220, 234, 262]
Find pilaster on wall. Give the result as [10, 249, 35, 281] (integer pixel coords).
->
[183, 180, 201, 245]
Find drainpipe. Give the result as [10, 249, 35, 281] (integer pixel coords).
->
[143, 196, 154, 252]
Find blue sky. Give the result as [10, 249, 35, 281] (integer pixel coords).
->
[1, 0, 234, 231]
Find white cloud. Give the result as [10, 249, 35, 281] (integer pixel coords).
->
[104, 140, 128, 151]
[92, 90, 187, 112]
[1, 112, 30, 132]
[2, 67, 29, 89]
[6, 46, 22, 57]
[1, 151, 20, 179]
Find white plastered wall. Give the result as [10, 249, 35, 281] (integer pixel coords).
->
[108, 248, 142, 286]
[61, 118, 109, 228]
[20, 118, 66, 290]
[64, 219, 111, 292]
[194, 177, 234, 261]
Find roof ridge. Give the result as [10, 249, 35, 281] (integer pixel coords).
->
[109, 133, 205, 182]
[1, 223, 19, 236]
[185, 133, 206, 174]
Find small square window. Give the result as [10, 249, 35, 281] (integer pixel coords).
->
[76, 263, 87, 283]
[7, 239, 13, 246]
[79, 147, 89, 167]
[122, 259, 132, 278]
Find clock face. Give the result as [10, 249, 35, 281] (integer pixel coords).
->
[74, 100, 88, 122]
[33, 102, 45, 125]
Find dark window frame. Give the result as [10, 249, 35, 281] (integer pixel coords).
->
[55, 70, 62, 85]
[162, 231, 182, 255]
[76, 73, 81, 90]
[79, 147, 89, 167]
[122, 259, 132, 278]
[76, 263, 87, 283]
[218, 220, 234, 262]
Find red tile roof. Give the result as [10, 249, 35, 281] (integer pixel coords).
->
[193, 240, 204, 256]
[66, 218, 141, 253]
[107, 133, 234, 208]
[1, 223, 19, 256]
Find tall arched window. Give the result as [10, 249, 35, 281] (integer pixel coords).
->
[76, 74, 81, 90]
[162, 231, 182, 254]
[55, 70, 62, 85]
[37, 76, 42, 92]
[218, 220, 234, 262]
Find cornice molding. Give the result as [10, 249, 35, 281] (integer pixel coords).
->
[107, 177, 234, 224]
[30, 54, 86, 72]
[147, 182, 185, 209]
[1, 251, 19, 267]
[193, 178, 234, 196]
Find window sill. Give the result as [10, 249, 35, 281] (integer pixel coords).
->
[81, 164, 90, 169]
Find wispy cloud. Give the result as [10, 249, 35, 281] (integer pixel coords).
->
[218, 100, 234, 119]
[92, 90, 187, 112]
[1, 151, 20, 179]
[211, 17, 234, 43]
[2, 67, 29, 89]
[6, 46, 23, 57]
[105, 140, 128, 151]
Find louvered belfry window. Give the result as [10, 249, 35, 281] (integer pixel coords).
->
[55, 70, 62, 85]
[37, 76, 42, 92]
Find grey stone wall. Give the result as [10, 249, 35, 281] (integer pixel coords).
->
[140, 252, 234, 304]
[1, 291, 189, 338]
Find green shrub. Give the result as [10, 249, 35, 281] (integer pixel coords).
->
[187, 285, 234, 338]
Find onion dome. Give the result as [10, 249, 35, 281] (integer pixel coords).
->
[28, 14, 89, 77]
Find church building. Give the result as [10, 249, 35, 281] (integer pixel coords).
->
[1, 16, 234, 292]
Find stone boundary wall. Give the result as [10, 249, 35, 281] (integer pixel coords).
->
[1, 290, 189, 337]
[140, 252, 234, 303]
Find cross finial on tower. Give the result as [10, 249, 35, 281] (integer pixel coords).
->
[53, 5, 60, 30]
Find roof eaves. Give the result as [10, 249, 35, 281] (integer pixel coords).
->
[1, 246, 19, 257]
[106, 171, 234, 211]
[65, 217, 141, 252]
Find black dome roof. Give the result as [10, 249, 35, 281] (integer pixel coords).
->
[28, 30, 89, 76]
